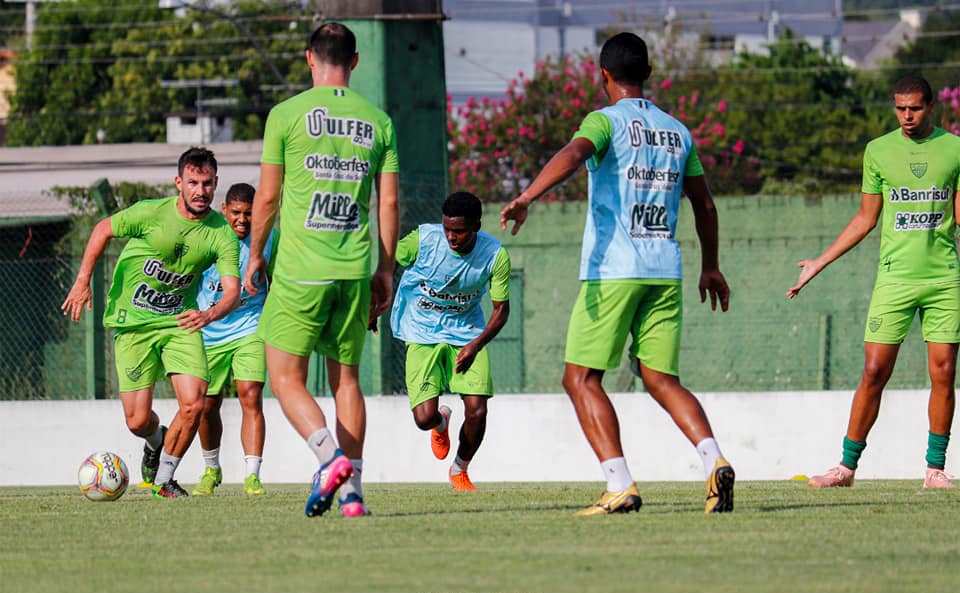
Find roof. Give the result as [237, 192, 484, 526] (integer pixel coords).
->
[443, 0, 843, 37]
[0, 141, 263, 221]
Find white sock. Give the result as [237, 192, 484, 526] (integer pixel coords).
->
[306, 428, 338, 466]
[144, 425, 164, 451]
[340, 459, 364, 499]
[155, 451, 181, 485]
[202, 448, 221, 469]
[436, 406, 450, 432]
[451, 455, 469, 476]
[600, 457, 634, 492]
[696, 437, 723, 479]
[244, 455, 262, 478]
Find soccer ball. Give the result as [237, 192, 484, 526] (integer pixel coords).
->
[78, 451, 129, 501]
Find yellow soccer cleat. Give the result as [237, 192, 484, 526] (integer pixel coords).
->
[705, 457, 735, 514]
[576, 484, 643, 516]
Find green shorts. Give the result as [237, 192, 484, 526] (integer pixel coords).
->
[564, 280, 682, 376]
[113, 326, 208, 393]
[864, 281, 960, 344]
[204, 333, 266, 395]
[258, 276, 370, 365]
[405, 342, 493, 409]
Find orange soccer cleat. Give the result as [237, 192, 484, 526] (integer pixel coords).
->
[431, 405, 452, 460]
[449, 467, 477, 492]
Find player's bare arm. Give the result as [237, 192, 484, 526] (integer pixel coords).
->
[61, 217, 114, 322]
[456, 299, 510, 374]
[787, 193, 882, 299]
[500, 137, 595, 235]
[684, 175, 730, 312]
[177, 275, 240, 332]
[371, 171, 399, 318]
[245, 163, 283, 295]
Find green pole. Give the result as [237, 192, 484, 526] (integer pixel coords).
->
[86, 179, 113, 399]
[319, 1, 449, 394]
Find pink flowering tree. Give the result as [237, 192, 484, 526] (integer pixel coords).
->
[448, 54, 754, 202]
[939, 86, 960, 135]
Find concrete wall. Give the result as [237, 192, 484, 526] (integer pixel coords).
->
[1, 391, 953, 487]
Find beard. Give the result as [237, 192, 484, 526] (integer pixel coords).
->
[181, 194, 212, 216]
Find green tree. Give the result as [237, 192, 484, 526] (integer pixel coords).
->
[891, 10, 960, 93]
[8, 0, 309, 146]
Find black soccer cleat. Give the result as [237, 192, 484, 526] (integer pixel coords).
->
[140, 425, 168, 486]
[153, 480, 189, 499]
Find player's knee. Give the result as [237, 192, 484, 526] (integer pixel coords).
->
[929, 358, 956, 385]
[178, 397, 204, 421]
[861, 360, 892, 386]
[464, 403, 487, 424]
[124, 411, 151, 434]
[412, 408, 436, 431]
[561, 367, 585, 394]
[238, 391, 263, 414]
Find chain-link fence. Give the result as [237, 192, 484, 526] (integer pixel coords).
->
[0, 193, 943, 400]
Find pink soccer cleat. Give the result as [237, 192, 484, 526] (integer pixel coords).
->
[339, 493, 371, 517]
[808, 465, 855, 488]
[923, 468, 954, 489]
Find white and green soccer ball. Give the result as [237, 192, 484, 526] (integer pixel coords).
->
[78, 451, 129, 502]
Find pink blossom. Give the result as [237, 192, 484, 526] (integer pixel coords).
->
[571, 98, 582, 108]
[732, 139, 745, 155]
[456, 170, 468, 185]
[659, 78, 673, 90]
[716, 99, 727, 113]
[518, 125, 533, 138]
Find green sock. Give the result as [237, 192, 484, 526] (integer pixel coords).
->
[841, 437, 867, 470]
[925, 432, 950, 470]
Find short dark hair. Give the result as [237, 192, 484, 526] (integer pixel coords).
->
[893, 74, 934, 104]
[225, 183, 255, 205]
[600, 32, 651, 86]
[442, 191, 482, 222]
[307, 22, 356, 68]
[178, 147, 217, 176]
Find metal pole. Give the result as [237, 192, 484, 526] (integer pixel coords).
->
[25, 1, 36, 51]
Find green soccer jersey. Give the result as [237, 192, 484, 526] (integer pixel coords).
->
[863, 127, 960, 284]
[104, 197, 240, 331]
[261, 86, 400, 281]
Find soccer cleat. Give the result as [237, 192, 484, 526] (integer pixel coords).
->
[923, 468, 954, 489]
[431, 405, 452, 460]
[705, 457, 735, 514]
[192, 467, 223, 496]
[338, 492, 370, 517]
[139, 425, 168, 487]
[449, 467, 477, 492]
[244, 474, 266, 496]
[575, 484, 643, 516]
[153, 480, 189, 499]
[808, 465, 855, 488]
[304, 449, 353, 518]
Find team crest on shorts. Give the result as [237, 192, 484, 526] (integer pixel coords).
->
[910, 162, 928, 179]
[125, 365, 144, 382]
[868, 317, 882, 332]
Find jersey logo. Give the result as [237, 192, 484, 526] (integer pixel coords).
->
[333, 89, 345, 97]
[305, 107, 375, 149]
[910, 162, 928, 179]
[894, 211, 943, 231]
[305, 192, 360, 232]
[868, 317, 882, 333]
[627, 120, 683, 154]
[629, 203, 671, 238]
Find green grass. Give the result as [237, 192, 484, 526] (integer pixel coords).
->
[2, 481, 959, 593]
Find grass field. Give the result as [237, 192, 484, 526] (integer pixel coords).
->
[2, 481, 958, 593]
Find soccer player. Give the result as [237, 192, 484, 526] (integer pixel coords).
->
[192, 183, 277, 497]
[500, 33, 735, 515]
[61, 147, 241, 499]
[244, 23, 399, 517]
[390, 192, 510, 491]
[788, 75, 960, 489]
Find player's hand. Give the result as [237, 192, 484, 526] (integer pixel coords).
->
[787, 259, 822, 300]
[370, 268, 394, 319]
[455, 342, 481, 374]
[699, 269, 730, 312]
[176, 309, 211, 332]
[500, 195, 532, 236]
[61, 280, 93, 322]
[244, 253, 266, 296]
